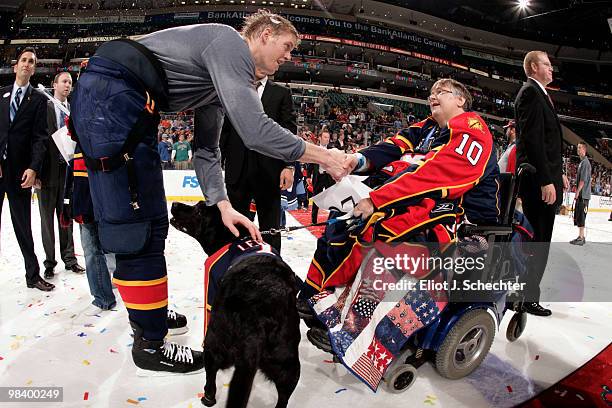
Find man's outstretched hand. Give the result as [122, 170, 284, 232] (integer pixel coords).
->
[217, 200, 262, 242]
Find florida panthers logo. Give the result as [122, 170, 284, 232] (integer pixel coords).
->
[467, 117, 484, 132]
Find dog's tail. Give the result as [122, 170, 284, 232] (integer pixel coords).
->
[226, 364, 258, 408]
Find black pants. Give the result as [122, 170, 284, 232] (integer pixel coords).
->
[520, 183, 557, 302]
[38, 175, 77, 269]
[0, 177, 40, 284]
[311, 173, 334, 224]
[227, 177, 281, 253]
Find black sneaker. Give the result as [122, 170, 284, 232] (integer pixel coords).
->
[167, 309, 188, 336]
[44, 267, 54, 279]
[523, 302, 552, 317]
[131, 322, 203, 376]
[569, 237, 586, 246]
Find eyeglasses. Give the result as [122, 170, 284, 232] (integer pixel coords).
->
[428, 89, 454, 102]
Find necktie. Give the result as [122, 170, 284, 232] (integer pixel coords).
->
[10, 87, 22, 123]
[59, 105, 67, 129]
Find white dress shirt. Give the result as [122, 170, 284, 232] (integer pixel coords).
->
[11, 82, 29, 108]
[256, 75, 268, 100]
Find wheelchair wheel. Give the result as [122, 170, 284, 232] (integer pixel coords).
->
[385, 364, 418, 393]
[435, 309, 495, 379]
[506, 311, 527, 342]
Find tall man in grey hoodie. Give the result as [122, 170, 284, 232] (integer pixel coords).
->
[70, 10, 348, 375]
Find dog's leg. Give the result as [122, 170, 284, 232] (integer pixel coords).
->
[226, 364, 257, 408]
[201, 350, 218, 407]
[268, 359, 301, 408]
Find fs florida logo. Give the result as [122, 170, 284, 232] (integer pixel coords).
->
[182, 175, 200, 188]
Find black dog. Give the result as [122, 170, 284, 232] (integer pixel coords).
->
[170, 201, 301, 408]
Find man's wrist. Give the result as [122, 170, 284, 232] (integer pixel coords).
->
[216, 200, 231, 211]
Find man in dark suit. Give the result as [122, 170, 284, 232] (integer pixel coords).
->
[0, 48, 53, 291]
[219, 75, 295, 252]
[310, 130, 334, 224]
[515, 50, 569, 316]
[38, 71, 85, 279]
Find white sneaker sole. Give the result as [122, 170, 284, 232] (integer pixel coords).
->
[167, 326, 189, 336]
[136, 366, 204, 377]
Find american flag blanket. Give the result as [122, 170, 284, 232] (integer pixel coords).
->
[309, 244, 448, 392]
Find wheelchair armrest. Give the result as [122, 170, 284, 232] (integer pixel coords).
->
[458, 224, 513, 237]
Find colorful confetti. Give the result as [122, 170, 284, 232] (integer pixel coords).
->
[335, 388, 347, 394]
[77, 332, 87, 337]
[87, 339, 93, 345]
[535, 355, 540, 360]
[110, 348, 118, 354]
[323, 359, 335, 364]
[127, 399, 139, 405]
[83, 392, 89, 400]
[137, 397, 147, 402]
[100, 328, 107, 334]
[26, 380, 32, 386]
[587, 336, 595, 340]
[507, 385, 513, 393]
[424, 395, 438, 405]
[0, 356, 4, 361]
[82, 360, 90, 366]
[197, 393, 204, 399]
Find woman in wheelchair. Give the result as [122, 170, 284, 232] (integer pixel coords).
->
[298, 79, 506, 391]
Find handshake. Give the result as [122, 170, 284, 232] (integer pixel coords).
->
[320, 148, 360, 181]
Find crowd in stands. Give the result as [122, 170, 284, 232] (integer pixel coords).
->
[157, 112, 194, 170]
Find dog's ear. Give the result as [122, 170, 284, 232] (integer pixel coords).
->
[197, 203, 238, 255]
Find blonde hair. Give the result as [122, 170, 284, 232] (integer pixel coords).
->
[523, 50, 547, 77]
[431, 78, 473, 110]
[241, 9, 299, 43]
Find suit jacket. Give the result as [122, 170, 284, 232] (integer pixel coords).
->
[0, 84, 48, 189]
[220, 80, 296, 185]
[308, 145, 334, 191]
[514, 78, 563, 201]
[40, 99, 69, 187]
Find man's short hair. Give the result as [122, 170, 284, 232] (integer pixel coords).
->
[523, 50, 547, 77]
[53, 71, 71, 84]
[577, 141, 587, 149]
[241, 9, 299, 43]
[16, 47, 37, 64]
[431, 78, 473, 110]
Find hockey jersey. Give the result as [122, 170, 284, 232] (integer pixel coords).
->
[358, 113, 500, 224]
[203, 237, 278, 335]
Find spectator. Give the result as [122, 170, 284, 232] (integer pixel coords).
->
[570, 141, 591, 246]
[158, 135, 172, 169]
[498, 120, 517, 173]
[172, 133, 192, 170]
